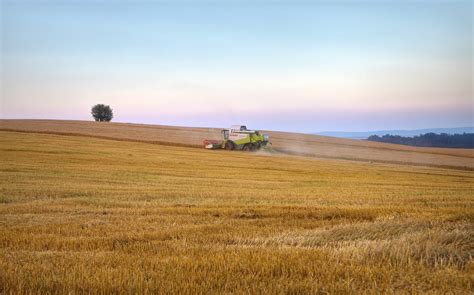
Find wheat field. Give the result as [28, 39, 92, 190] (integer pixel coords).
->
[2, 119, 473, 169]
[1, 130, 473, 293]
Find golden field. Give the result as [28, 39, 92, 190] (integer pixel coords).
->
[0, 127, 473, 293]
[2, 119, 473, 169]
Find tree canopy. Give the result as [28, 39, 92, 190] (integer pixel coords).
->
[91, 104, 113, 122]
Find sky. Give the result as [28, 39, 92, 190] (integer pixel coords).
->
[1, 0, 472, 133]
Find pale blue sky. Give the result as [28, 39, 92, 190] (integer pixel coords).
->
[1, 0, 472, 132]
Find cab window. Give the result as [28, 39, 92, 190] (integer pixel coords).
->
[222, 130, 229, 140]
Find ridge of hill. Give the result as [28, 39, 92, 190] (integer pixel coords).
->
[1, 119, 473, 169]
[316, 127, 474, 139]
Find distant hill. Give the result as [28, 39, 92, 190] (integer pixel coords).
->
[1, 120, 473, 169]
[368, 133, 474, 148]
[315, 127, 474, 139]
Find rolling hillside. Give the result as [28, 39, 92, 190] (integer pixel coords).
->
[1, 119, 473, 169]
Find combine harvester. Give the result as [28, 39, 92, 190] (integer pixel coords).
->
[203, 125, 271, 151]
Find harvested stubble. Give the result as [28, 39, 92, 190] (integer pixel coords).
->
[2, 119, 473, 169]
[0, 131, 473, 293]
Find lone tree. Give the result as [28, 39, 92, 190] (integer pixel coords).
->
[91, 104, 113, 122]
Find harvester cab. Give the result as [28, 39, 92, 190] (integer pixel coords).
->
[222, 129, 229, 140]
[204, 125, 270, 151]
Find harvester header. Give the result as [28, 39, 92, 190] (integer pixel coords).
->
[203, 125, 270, 151]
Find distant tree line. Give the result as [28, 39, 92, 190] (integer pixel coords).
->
[367, 133, 474, 148]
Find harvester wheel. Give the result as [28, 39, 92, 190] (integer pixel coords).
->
[243, 144, 252, 151]
[225, 141, 234, 151]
